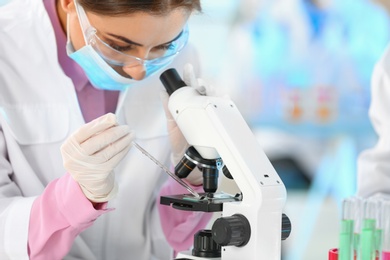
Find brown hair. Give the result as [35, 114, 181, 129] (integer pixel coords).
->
[79, 0, 202, 16]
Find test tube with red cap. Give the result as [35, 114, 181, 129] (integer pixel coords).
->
[382, 201, 390, 260]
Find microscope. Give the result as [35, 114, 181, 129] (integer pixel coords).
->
[159, 69, 291, 260]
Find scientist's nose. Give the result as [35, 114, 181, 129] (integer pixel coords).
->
[122, 64, 146, 81]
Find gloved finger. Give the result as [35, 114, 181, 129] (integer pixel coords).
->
[169, 125, 188, 165]
[196, 78, 209, 95]
[183, 63, 199, 89]
[195, 77, 220, 97]
[74, 113, 118, 144]
[160, 90, 174, 121]
[94, 132, 135, 163]
[183, 63, 209, 95]
[81, 125, 131, 155]
[81, 173, 118, 203]
[160, 90, 182, 136]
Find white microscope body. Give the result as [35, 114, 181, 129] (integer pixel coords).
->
[160, 69, 289, 260]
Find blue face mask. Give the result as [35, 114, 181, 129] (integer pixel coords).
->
[66, 41, 176, 91]
[67, 43, 137, 91]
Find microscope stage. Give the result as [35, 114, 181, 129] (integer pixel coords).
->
[160, 192, 241, 212]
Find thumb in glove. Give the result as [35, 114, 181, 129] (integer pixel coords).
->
[61, 113, 135, 202]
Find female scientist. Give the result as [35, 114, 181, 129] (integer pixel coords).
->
[0, 0, 211, 259]
[357, 42, 390, 200]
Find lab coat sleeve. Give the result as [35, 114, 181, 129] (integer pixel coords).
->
[357, 61, 390, 198]
[0, 128, 37, 260]
[157, 177, 213, 253]
[28, 173, 111, 260]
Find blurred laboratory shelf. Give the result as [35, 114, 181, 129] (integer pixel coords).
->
[282, 190, 340, 260]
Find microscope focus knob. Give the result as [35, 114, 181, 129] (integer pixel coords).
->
[281, 213, 292, 240]
[192, 229, 221, 258]
[211, 214, 251, 247]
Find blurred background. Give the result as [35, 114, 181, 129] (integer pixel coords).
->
[187, 0, 390, 259]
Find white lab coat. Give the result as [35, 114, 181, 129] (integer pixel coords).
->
[357, 43, 390, 199]
[0, 0, 200, 259]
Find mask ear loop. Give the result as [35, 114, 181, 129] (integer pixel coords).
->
[73, 0, 95, 44]
[65, 13, 76, 54]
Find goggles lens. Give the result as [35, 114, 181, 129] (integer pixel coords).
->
[85, 25, 189, 68]
[89, 26, 189, 66]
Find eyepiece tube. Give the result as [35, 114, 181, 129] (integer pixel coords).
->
[160, 68, 187, 96]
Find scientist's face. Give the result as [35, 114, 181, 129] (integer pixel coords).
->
[59, 0, 190, 80]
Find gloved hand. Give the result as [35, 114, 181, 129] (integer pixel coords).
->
[60, 113, 134, 203]
[160, 63, 217, 186]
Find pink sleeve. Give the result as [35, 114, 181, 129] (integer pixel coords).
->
[158, 177, 213, 253]
[28, 173, 112, 260]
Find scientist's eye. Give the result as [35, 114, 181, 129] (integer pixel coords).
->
[109, 43, 136, 52]
[101, 36, 136, 52]
[154, 43, 174, 51]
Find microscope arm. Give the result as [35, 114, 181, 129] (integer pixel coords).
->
[162, 69, 287, 260]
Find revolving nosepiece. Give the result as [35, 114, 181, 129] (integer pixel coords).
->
[175, 146, 220, 194]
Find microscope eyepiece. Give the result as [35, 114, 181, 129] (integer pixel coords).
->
[160, 68, 187, 96]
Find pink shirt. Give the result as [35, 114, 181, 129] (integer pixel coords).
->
[28, 1, 211, 259]
[43, 0, 119, 123]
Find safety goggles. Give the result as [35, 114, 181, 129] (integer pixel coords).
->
[74, 0, 189, 68]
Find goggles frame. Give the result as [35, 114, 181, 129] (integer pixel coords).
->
[74, 0, 189, 68]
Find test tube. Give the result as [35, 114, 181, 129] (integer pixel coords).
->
[372, 197, 384, 260]
[339, 198, 355, 260]
[360, 199, 377, 260]
[382, 201, 390, 260]
[353, 196, 363, 259]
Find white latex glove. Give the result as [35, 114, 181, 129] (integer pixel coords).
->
[61, 113, 134, 203]
[160, 63, 216, 186]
